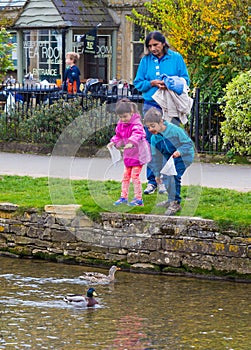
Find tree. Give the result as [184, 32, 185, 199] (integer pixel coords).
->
[129, 0, 251, 100]
[0, 0, 21, 82]
[0, 27, 14, 81]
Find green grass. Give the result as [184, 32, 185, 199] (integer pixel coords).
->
[0, 175, 250, 231]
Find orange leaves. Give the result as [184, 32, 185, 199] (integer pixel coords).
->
[130, 0, 250, 66]
[129, 0, 250, 99]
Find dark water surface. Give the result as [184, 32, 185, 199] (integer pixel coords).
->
[0, 257, 250, 349]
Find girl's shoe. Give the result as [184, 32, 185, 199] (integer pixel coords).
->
[128, 198, 144, 207]
[113, 197, 128, 206]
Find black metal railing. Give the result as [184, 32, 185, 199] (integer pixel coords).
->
[0, 81, 144, 113]
[189, 88, 225, 154]
[0, 82, 225, 154]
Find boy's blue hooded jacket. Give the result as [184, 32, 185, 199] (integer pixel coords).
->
[134, 49, 189, 104]
[150, 121, 194, 177]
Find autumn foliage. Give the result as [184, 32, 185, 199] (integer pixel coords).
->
[0, 27, 14, 81]
[130, 0, 251, 100]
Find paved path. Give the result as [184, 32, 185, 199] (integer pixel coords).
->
[0, 152, 250, 192]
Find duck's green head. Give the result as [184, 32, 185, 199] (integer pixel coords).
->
[87, 287, 97, 297]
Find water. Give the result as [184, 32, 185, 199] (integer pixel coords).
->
[0, 256, 250, 349]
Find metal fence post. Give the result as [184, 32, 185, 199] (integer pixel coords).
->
[194, 87, 200, 152]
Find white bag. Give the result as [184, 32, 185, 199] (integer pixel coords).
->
[160, 157, 177, 176]
[108, 145, 122, 165]
[4, 92, 15, 114]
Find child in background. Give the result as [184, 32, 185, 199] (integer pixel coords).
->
[107, 98, 151, 207]
[63, 52, 81, 94]
[144, 107, 194, 215]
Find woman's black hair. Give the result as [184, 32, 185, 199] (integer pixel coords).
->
[145, 31, 169, 54]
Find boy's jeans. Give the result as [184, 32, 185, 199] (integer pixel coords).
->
[161, 158, 191, 203]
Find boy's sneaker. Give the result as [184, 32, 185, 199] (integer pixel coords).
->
[156, 200, 170, 208]
[128, 198, 144, 207]
[158, 183, 167, 194]
[113, 197, 128, 206]
[144, 184, 157, 195]
[165, 201, 181, 216]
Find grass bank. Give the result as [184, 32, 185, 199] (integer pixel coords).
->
[0, 175, 250, 233]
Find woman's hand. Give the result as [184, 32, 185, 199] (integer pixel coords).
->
[151, 80, 166, 89]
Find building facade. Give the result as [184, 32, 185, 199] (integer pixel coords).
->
[2, 0, 146, 85]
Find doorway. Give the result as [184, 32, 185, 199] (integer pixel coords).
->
[84, 35, 111, 83]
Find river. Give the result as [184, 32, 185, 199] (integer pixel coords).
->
[0, 256, 250, 349]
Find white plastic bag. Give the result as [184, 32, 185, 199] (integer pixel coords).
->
[160, 157, 177, 176]
[108, 145, 122, 165]
[40, 79, 50, 88]
[4, 92, 15, 114]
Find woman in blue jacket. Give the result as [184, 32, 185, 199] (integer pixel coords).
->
[134, 31, 190, 195]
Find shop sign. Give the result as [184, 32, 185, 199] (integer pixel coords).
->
[23, 41, 61, 64]
[74, 42, 112, 58]
[94, 44, 112, 58]
[76, 28, 97, 54]
[82, 32, 97, 54]
[32, 68, 58, 76]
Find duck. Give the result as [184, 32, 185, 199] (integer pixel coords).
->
[63, 287, 98, 307]
[79, 265, 121, 284]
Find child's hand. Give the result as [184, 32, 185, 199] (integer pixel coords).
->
[124, 143, 134, 149]
[172, 151, 181, 158]
[107, 142, 114, 148]
[155, 177, 161, 184]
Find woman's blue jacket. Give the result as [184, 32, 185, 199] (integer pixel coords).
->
[134, 49, 190, 104]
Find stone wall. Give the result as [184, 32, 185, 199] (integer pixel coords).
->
[0, 203, 250, 281]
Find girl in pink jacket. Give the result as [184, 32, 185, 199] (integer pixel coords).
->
[107, 99, 151, 206]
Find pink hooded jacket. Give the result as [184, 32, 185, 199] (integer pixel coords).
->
[110, 113, 151, 167]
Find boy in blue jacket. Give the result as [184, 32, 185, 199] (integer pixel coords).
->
[63, 52, 81, 94]
[144, 107, 194, 215]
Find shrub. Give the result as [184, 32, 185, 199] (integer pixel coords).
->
[0, 97, 117, 148]
[220, 70, 251, 156]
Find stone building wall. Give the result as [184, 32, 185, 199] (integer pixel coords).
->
[107, 0, 146, 82]
[0, 203, 250, 281]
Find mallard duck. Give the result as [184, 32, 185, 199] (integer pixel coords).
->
[79, 265, 121, 284]
[63, 287, 98, 307]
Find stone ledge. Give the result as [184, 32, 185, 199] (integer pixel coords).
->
[44, 204, 81, 219]
[0, 209, 250, 280]
[101, 212, 215, 224]
[0, 202, 19, 212]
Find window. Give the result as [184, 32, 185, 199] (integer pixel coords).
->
[23, 29, 62, 81]
[83, 35, 111, 82]
[132, 24, 145, 79]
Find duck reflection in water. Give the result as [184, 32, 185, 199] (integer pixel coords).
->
[63, 287, 98, 307]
